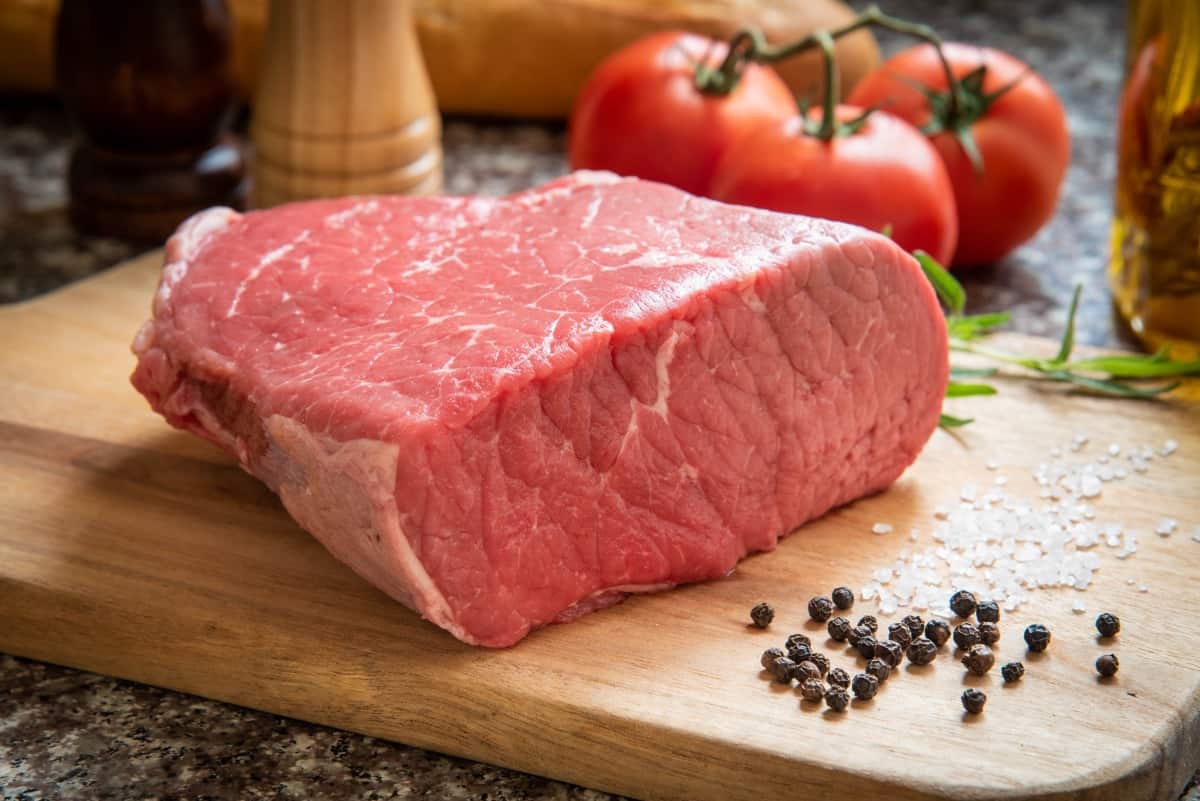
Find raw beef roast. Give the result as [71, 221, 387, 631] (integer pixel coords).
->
[132, 172, 948, 647]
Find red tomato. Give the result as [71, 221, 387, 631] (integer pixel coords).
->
[709, 107, 959, 265]
[568, 31, 797, 197]
[848, 43, 1070, 267]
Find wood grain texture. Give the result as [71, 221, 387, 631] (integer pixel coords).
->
[251, 0, 442, 206]
[1, 251, 1198, 801]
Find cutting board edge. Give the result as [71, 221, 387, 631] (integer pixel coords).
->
[4, 592, 1199, 801]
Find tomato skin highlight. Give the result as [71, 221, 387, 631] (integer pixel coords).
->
[568, 31, 797, 197]
[709, 107, 959, 266]
[848, 43, 1071, 267]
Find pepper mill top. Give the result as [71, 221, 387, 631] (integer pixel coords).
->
[252, 0, 442, 207]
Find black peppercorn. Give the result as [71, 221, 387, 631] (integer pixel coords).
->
[961, 688, 987, 714]
[832, 586, 855, 610]
[827, 667, 851, 688]
[887, 622, 913, 649]
[851, 672, 879, 700]
[799, 678, 825, 702]
[1096, 653, 1119, 677]
[901, 614, 925, 638]
[875, 639, 904, 667]
[807, 652, 830, 676]
[925, 618, 951, 648]
[975, 600, 1000, 624]
[750, 602, 774, 628]
[866, 657, 891, 683]
[808, 596, 834, 622]
[978, 621, 1000, 646]
[906, 636, 938, 665]
[1024, 623, 1052, 653]
[1001, 661, 1024, 683]
[825, 684, 850, 712]
[961, 644, 995, 675]
[949, 589, 977, 618]
[760, 647, 786, 670]
[786, 633, 812, 650]
[1096, 613, 1121, 638]
[795, 660, 822, 682]
[828, 616, 853, 642]
[953, 622, 981, 650]
[856, 615, 879, 633]
[770, 656, 797, 683]
[787, 643, 813, 663]
[847, 624, 873, 647]
[855, 635, 879, 660]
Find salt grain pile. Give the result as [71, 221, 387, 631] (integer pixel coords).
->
[860, 435, 1187, 616]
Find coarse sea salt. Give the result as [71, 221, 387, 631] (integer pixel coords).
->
[855, 436, 1179, 617]
[872, 522, 893, 535]
[1156, 518, 1178, 536]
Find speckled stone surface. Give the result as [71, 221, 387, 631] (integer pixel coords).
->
[4, 2, 1196, 800]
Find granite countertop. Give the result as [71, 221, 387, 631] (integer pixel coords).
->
[3, 1, 1194, 800]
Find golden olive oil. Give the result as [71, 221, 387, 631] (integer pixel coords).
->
[1110, 0, 1200, 359]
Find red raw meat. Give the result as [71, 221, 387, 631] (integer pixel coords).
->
[132, 172, 948, 647]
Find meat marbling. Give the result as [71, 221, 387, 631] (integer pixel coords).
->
[131, 172, 948, 647]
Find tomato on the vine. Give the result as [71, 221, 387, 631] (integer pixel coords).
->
[568, 31, 797, 197]
[709, 106, 959, 265]
[848, 43, 1070, 267]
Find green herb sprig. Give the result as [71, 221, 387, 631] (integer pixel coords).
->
[914, 251, 1200, 428]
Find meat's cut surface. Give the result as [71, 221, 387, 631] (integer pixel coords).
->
[131, 172, 948, 647]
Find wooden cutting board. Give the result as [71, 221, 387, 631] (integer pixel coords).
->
[2, 251, 1199, 801]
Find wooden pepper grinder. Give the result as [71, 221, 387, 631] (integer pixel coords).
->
[55, 0, 247, 242]
[252, 0, 442, 207]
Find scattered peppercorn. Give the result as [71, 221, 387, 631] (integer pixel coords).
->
[787, 643, 813, 663]
[1096, 613, 1121, 639]
[925, 618, 951, 648]
[961, 688, 987, 714]
[786, 633, 812, 650]
[847, 624, 873, 647]
[760, 647, 786, 670]
[795, 660, 822, 682]
[770, 656, 797, 683]
[1096, 653, 1119, 677]
[856, 615, 879, 633]
[887, 622, 913, 649]
[807, 652, 830, 676]
[825, 685, 850, 712]
[906, 637, 938, 665]
[1001, 661, 1025, 683]
[875, 639, 904, 667]
[953, 622, 981, 650]
[975, 600, 1000, 624]
[855, 635, 879, 660]
[808, 596, 835, 623]
[901, 614, 925, 638]
[961, 644, 995, 675]
[949, 589, 977, 618]
[750, 602, 774, 628]
[799, 678, 825, 702]
[851, 672, 879, 700]
[978, 621, 1000, 646]
[832, 586, 855, 610]
[866, 658, 891, 683]
[828, 616, 853, 642]
[827, 667, 851, 688]
[1024, 624, 1052, 653]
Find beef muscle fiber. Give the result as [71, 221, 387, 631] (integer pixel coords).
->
[131, 172, 948, 647]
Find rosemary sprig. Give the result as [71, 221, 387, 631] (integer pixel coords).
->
[914, 251, 1200, 428]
